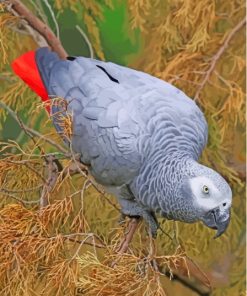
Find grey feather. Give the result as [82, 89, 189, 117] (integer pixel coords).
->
[35, 48, 232, 237]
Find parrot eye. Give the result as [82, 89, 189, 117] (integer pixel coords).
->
[202, 185, 209, 194]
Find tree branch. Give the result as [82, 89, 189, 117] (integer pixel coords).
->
[49, 232, 106, 249]
[115, 221, 212, 295]
[0, 100, 68, 154]
[117, 217, 140, 254]
[43, 0, 60, 39]
[194, 17, 246, 101]
[40, 155, 62, 208]
[4, 0, 67, 59]
[0, 189, 40, 205]
[165, 255, 212, 295]
[28, 0, 48, 24]
[163, 270, 211, 296]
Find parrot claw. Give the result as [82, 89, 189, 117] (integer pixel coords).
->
[117, 197, 159, 239]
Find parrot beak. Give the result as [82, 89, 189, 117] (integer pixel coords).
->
[202, 207, 231, 238]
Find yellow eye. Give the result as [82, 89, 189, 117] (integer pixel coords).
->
[202, 185, 209, 194]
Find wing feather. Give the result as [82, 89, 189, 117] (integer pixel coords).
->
[41, 53, 207, 185]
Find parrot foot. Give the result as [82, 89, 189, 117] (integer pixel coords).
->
[117, 197, 159, 238]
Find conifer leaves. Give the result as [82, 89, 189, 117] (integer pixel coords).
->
[126, 1, 246, 294]
[0, 0, 245, 295]
[0, 7, 19, 66]
[127, 0, 245, 175]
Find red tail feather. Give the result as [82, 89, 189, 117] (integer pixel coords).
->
[11, 51, 49, 105]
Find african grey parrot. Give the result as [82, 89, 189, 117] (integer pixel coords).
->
[12, 47, 232, 238]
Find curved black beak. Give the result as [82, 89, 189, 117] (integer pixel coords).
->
[202, 207, 231, 238]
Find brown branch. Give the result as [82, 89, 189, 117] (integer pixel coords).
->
[194, 17, 246, 101]
[150, 243, 212, 296]
[40, 155, 62, 208]
[147, 237, 212, 295]
[8, 5, 48, 47]
[5, 0, 68, 59]
[168, 257, 212, 296]
[163, 269, 211, 296]
[117, 218, 140, 254]
[114, 219, 211, 296]
[110, 217, 140, 268]
[62, 160, 88, 178]
[144, 233, 212, 296]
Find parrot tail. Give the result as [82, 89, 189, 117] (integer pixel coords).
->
[11, 50, 49, 102]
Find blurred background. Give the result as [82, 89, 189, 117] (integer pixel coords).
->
[0, 1, 245, 295]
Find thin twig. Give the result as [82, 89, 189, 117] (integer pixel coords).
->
[66, 237, 105, 249]
[0, 184, 42, 193]
[0, 100, 68, 154]
[65, 232, 106, 247]
[0, 190, 40, 205]
[76, 25, 94, 58]
[43, 0, 60, 39]
[49, 232, 106, 249]
[194, 17, 246, 101]
[5, 0, 67, 58]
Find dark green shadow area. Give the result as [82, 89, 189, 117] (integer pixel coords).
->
[51, 1, 142, 65]
[99, 2, 142, 65]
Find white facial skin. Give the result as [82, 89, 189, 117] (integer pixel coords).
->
[189, 176, 232, 214]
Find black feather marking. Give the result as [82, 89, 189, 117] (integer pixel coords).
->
[96, 65, 119, 83]
[67, 56, 76, 61]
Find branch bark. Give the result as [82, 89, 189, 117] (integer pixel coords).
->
[117, 217, 140, 254]
[194, 17, 246, 101]
[40, 155, 62, 208]
[4, 0, 68, 59]
[162, 256, 212, 296]
[163, 270, 211, 296]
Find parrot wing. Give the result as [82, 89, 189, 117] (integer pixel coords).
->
[36, 48, 147, 186]
[20, 47, 207, 186]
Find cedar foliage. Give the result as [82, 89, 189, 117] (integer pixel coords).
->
[0, 0, 245, 295]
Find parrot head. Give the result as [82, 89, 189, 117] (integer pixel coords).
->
[182, 165, 232, 238]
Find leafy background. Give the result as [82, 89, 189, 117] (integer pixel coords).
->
[0, 0, 245, 295]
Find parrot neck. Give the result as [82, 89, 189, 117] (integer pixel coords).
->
[130, 151, 199, 222]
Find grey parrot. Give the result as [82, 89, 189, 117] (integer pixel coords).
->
[12, 47, 232, 238]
